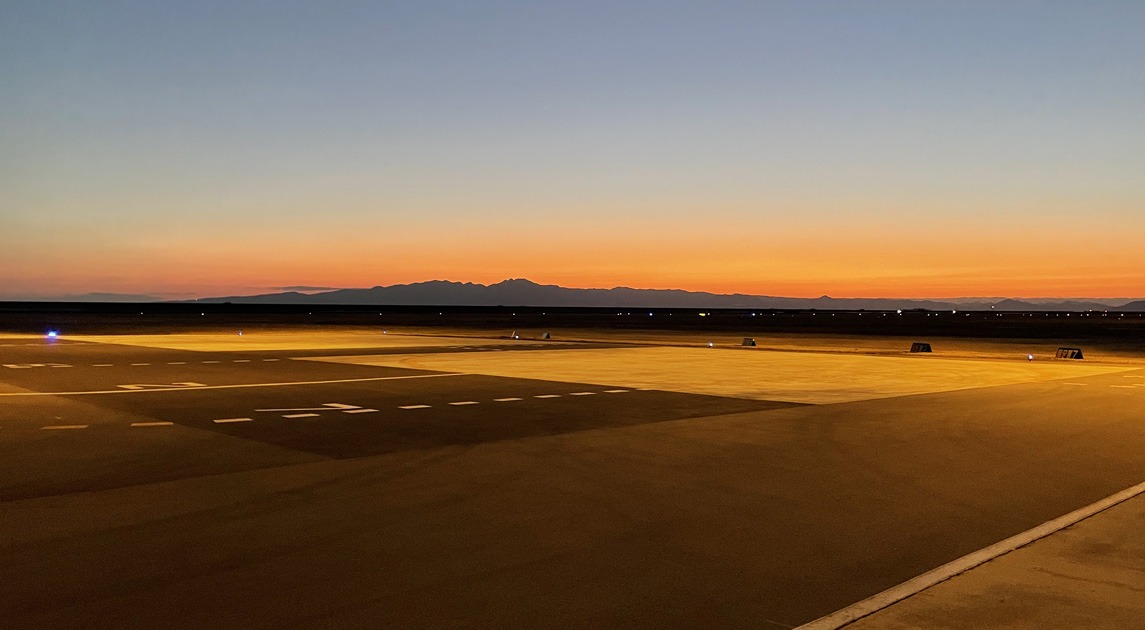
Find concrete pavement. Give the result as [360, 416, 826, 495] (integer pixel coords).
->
[3, 331, 1145, 627]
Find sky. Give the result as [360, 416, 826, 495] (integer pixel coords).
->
[2, 1, 1144, 300]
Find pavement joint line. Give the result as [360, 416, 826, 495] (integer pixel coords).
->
[343, 408, 378, 414]
[448, 401, 479, 406]
[41, 424, 88, 430]
[0, 372, 465, 397]
[213, 417, 253, 424]
[796, 478, 1145, 630]
[400, 405, 431, 410]
[283, 413, 319, 419]
[131, 421, 174, 427]
[534, 394, 561, 398]
[494, 397, 523, 402]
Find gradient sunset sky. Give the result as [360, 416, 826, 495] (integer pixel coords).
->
[3, 1, 1143, 300]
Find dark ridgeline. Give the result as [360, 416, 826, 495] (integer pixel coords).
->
[191, 278, 1136, 312]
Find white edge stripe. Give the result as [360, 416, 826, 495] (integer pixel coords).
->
[0, 372, 465, 397]
[797, 478, 1145, 629]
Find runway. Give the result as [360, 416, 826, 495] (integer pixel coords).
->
[3, 332, 1145, 628]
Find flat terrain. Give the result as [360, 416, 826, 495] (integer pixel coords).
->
[3, 326, 1145, 628]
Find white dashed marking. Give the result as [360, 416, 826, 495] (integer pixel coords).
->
[167, 362, 186, 365]
[42, 424, 88, 430]
[283, 413, 319, 419]
[449, 401, 479, 406]
[93, 364, 113, 367]
[400, 405, 431, 410]
[233, 359, 251, 363]
[130, 363, 151, 366]
[494, 397, 523, 402]
[262, 358, 280, 362]
[569, 392, 596, 396]
[131, 421, 174, 427]
[534, 394, 561, 399]
[256, 403, 360, 413]
[1061, 383, 1088, 386]
[213, 417, 253, 424]
[202, 360, 221, 364]
[1110, 385, 1137, 389]
[604, 389, 629, 393]
[343, 408, 378, 414]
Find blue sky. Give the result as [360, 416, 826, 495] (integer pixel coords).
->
[3, 1, 1143, 298]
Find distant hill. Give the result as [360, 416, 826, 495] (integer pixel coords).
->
[194, 278, 1144, 311]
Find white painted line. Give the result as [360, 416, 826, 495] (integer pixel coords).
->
[202, 360, 221, 364]
[534, 394, 561, 399]
[41, 424, 88, 430]
[1110, 385, 1138, 389]
[494, 397, 523, 402]
[131, 421, 174, 427]
[1122, 375, 1145, 378]
[0, 372, 466, 397]
[400, 405, 431, 410]
[49, 364, 72, 368]
[256, 403, 361, 412]
[797, 479, 1145, 630]
[262, 358, 280, 362]
[130, 363, 151, 366]
[343, 408, 378, 414]
[233, 359, 251, 363]
[93, 364, 113, 367]
[449, 401, 479, 406]
[1060, 383, 1088, 386]
[213, 418, 253, 424]
[167, 362, 186, 365]
[569, 392, 596, 396]
[603, 389, 629, 393]
[283, 413, 319, 419]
